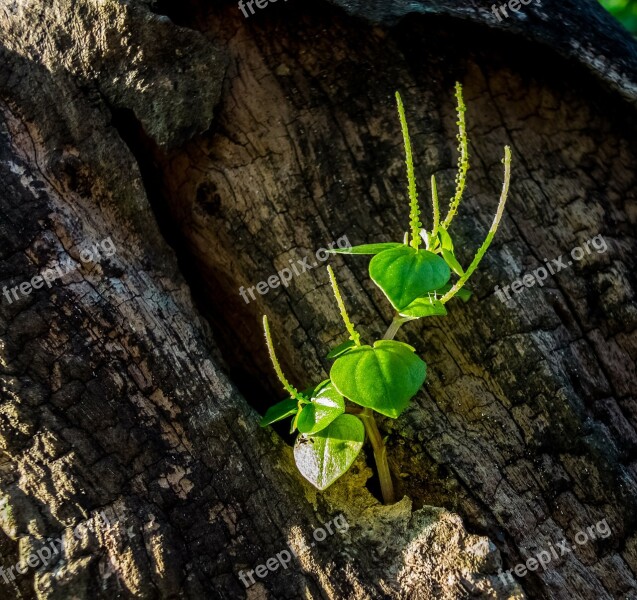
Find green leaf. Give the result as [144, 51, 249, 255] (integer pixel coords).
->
[294, 414, 365, 490]
[297, 381, 345, 434]
[399, 297, 448, 318]
[369, 246, 451, 310]
[435, 282, 472, 302]
[438, 228, 454, 251]
[330, 340, 426, 418]
[260, 398, 298, 427]
[328, 242, 404, 255]
[438, 230, 464, 275]
[326, 340, 356, 359]
[441, 248, 465, 276]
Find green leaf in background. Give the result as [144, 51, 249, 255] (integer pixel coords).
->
[328, 242, 404, 255]
[599, 0, 637, 34]
[399, 297, 448, 318]
[326, 339, 356, 359]
[296, 380, 345, 434]
[293, 414, 365, 490]
[330, 340, 427, 418]
[260, 398, 298, 427]
[369, 246, 451, 310]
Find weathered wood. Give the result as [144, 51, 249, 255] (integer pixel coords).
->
[0, 0, 636, 598]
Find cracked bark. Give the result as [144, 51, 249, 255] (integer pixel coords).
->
[0, 0, 636, 598]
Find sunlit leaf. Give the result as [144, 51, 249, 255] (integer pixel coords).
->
[294, 414, 365, 490]
[297, 381, 345, 434]
[330, 340, 426, 418]
[441, 248, 465, 276]
[438, 228, 454, 251]
[399, 297, 448, 318]
[369, 246, 450, 310]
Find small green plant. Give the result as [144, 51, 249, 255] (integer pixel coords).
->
[260, 84, 512, 504]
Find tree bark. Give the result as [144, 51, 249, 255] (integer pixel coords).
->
[0, 0, 636, 598]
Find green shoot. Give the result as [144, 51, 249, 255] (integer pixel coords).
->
[327, 266, 361, 346]
[259, 85, 512, 506]
[263, 315, 302, 400]
[442, 82, 469, 230]
[440, 146, 511, 304]
[395, 92, 422, 250]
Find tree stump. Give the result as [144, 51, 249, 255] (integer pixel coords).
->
[0, 0, 636, 598]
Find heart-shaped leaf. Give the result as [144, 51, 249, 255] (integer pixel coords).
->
[294, 414, 365, 490]
[326, 340, 356, 359]
[329, 242, 404, 255]
[399, 297, 447, 318]
[369, 246, 450, 310]
[260, 398, 298, 427]
[297, 380, 345, 434]
[330, 340, 426, 418]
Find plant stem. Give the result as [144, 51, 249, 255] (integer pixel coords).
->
[360, 408, 395, 505]
[383, 316, 405, 340]
[358, 315, 410, 505]
[356, 314, 417, 504]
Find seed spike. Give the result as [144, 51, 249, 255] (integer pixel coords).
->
[395, 91, 422, 250]
[263, 315, 301, 400]
[327, 266, 361, 346]
[430, 174, 441, 241]
[441, 146, 511, 304]
[442, 82, 469, 229]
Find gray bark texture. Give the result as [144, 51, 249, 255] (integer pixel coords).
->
[0, 0, 636, 598]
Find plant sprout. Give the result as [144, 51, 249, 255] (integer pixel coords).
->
[260, 83, 512, 504]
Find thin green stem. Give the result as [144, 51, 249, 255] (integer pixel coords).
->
[441, 145, 512, 304]
[327, 266, 361, 346]
[442, 82, 469, 230]
[360, 408, 395, 505]
[430, 174, 440, 242]
[263, 315, 301, 400]
[395, 91, 421, 250]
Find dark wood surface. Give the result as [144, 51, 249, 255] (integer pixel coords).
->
[0, 0, 635, 597]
